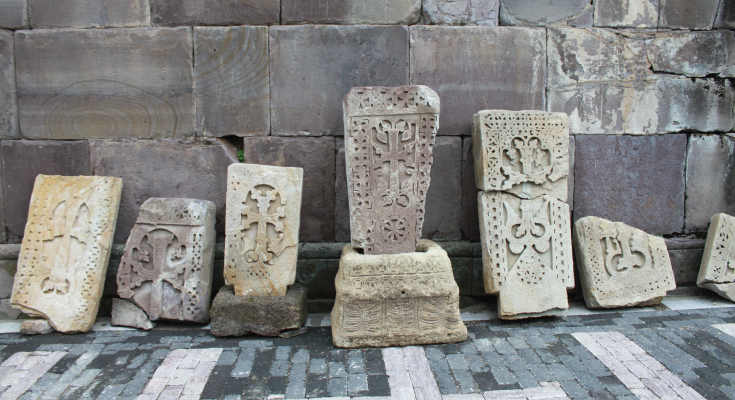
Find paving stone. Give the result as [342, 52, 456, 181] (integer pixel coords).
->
[499, 0, 591, 26]
[593, 0, 658, 28]
[421, 0, 498, 25]
[685, 134, 735, 233]
[573, 134, 686, 235]
[28, 0, 148, 28]
[0, 30, 17, 141]
[151, 0, 278, 25]
[423, 136, 462, 241]
[658, 0, 719, 29]
[15, 28, 194, 140]
[646, 31, 735, 77]
[0, 0, 28, 28]
[410, 26, 545, 136]
[282, 0, 420, 24]
[194, 26, 269, 137]
[270, 25, 409, 137]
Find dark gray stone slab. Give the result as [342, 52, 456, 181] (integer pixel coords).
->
[210, 284, 307, 337]
[269, 25, 409, 137]
[0, 30, 17, 140]
[594, 0, 658, 28]
[573, 134, 686, 235]
[423, 136, 462, 240]
[29, 0, 149, 28]
[715, 0, 735, 28]
[499, 0, 591, 26]
[685, 134, 735, 233]
[658, 0, 718, 29]
[335, 138, 350, 242]
[0, 0, 27, 29]
[421, 0, 499, 25]
[282, 0, 420, 24]
[89, 138, 238, 243]
[151, 0, 278, 26]
[1, 140, 90, 237]
[194, 26, 269, 137]
[15, 28, 194, 139]
[461, 137, 480, 242]
[242, 136, 336, 242]
[410, 26, 546, 135]
[669, 247, 704, 286]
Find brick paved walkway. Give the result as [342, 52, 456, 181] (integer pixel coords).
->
[0, 296, 734, 399]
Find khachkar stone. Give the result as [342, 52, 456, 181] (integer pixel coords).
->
[479, 192, 574, 319]
[472, 110, 570, 202]
[697, 213, 735, 301]
[344, 86, 440, 255]
[10, 174, 122, 333]
[331, 239, 467, 348]
[574, 216, 676, 308]
[116, 198, 216, 324]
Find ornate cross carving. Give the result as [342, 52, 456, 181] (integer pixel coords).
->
[373, 120, 416, 208]
[241, 187, 287, 265]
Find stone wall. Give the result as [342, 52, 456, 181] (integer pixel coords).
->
[0, 0, 733, 305]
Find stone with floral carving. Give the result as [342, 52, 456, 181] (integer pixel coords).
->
[574, 216, 676, 308]
[224, 163, 303, 297]
[344, 85, 440, 255]
[472, 110, 570, 202]
[479, 192, 574, 319]
[10, 174, 122, 333]
[697, 213, 735, 301]
[117, 198, 215, 323]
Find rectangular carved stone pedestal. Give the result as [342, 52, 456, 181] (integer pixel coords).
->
[697, 213, 735, 301]
[574, 216, 676, 308]
[209, 284, 307, 337]
[331, 239, 467, 348]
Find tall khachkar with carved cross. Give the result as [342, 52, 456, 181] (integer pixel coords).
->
[11, 174, 122, 333]
[473, 110, 574, 319]
[697, 213, 735, 301]
[344, 85, 440, 255]
[117, 198, 216, 324]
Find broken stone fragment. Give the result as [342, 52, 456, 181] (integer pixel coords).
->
[698, 213, 735, 301]
[20, 319, 54, 335]
[111, 298, 155, 330]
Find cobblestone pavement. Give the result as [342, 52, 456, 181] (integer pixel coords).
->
[1, 299, 735, 399]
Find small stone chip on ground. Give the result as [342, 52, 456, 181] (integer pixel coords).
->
[279, 327, 308, 338]
[20, 319, 54, 335]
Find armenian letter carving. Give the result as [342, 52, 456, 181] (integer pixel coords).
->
[117, 198, 216, 323]
[224, 164, 303, 297]
[574, 216, 675, 308]
[344, 86, 440, 255]
[11, 175, 122, 333]
[698, 213, 735, 301]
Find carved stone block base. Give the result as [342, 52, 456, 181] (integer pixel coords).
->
[698, 213, 735, 301]
[210, 284, 307, 337]
[331, 239, 467, 348]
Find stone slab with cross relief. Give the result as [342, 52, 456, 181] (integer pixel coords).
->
[698, 213, 735, 301]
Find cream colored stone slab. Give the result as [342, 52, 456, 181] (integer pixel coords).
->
[344, 85, 440, 255]
[479, 192, 574, 319]
[224, 164, 303, 297]
[574, 216, 676, 308]
[10, 174, 122, 333]
[117, 198, 216, 323]
[697, 213, 735, 301]
[472, 110, 569, 202]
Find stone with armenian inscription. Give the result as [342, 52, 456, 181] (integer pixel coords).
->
[574, 216, 675, 308]
[697, 213, 735, 301]
[10, 174, 122, 333]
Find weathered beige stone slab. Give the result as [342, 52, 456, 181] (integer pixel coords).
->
[698, 213, 735, 301]
[10, 174, 122, 333]
[479, 192, 574, 319]
[0, 0, 28, 29]
[574, 216, 676, 308]
[282, 0, 421, 24]
[0, 29, 18, 140]
[421, 0, 498, 25]
[29, 0, 149, 28]
[224, 164, 303, 297]
[117, 198, 215, 323]
[344, 86, 440, 255]
[472, 110, 569, 202]
[331, 239, 467, 348]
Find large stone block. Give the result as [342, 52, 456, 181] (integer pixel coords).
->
[461, 138, 480, 242]
[574, 216, 676, 308]
[410, 26, 546, 136]
[472, 110, 570, 202]
[499, 0, 592, 26]
[479, 192, 574, 319]
[716, 0, 735, 28]
[0, 0, 28, 29]
[421, 0, 498, 25]
[29, 0, 149, 28]
[224, 164, 302, 297]
[270, 25, 409, 137]
[594, 0, 658, 28]
[573, 134, 686, 235]
[89, 139, 238, 243]
[658, 0, 718, 29]
[698, 213, 735, 301]
[11, 175, 122, 333]
[423, 136, 462, 240]
[331, 240, 467, 348]
[242, 137, 335, 242]
[344, 86, 439, 255]
[15, 28, 194, 140]
[151, 0, 279, 26]
[2, 140, 90, 237]
[646, 31, 735, 78]
[335, 138, 350, 242]
[282, 0, 420, 24]
[117, 198, 216, 323]
[0, 30, 17, 140]
[685, 134, 735, 232]
[194, 27, 269, 137]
